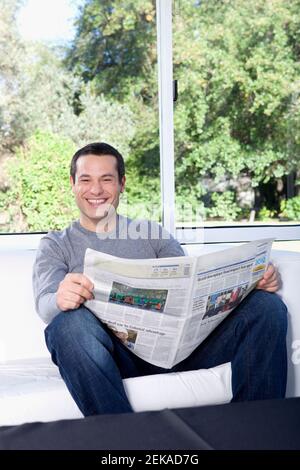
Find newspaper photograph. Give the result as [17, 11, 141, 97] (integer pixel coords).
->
[84, 238, 273, 368]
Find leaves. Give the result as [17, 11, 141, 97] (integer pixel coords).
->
[1, 0, 300, 227]
[5, 131, 78, 231]
[67, 0, 157, 100]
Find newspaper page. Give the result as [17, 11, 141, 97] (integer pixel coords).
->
[173, 238, 273, 365]
[84, 238, 273, 368]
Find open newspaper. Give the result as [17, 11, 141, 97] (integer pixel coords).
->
[84, 238, 273, 369]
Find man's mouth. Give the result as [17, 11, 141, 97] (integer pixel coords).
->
[86, 198, 108, 207]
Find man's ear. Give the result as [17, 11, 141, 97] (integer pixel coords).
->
[120, 175, 126, 193]
[70, 175, 75, 192]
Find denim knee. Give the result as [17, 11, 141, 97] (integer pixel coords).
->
[249, 290, 288, 334]
[45, 307, 114, 355]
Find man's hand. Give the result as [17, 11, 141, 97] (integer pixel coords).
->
[256, 263, 280, 293]
[56, 273, 94, 311]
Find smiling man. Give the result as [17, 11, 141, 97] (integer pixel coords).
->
[33, 142, 288, 417]
[70, 150, 125, 232]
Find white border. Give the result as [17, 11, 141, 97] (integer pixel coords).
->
[156, 0, 175, 236]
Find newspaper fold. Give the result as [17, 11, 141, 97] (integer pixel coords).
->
[84, 238, 273, 368]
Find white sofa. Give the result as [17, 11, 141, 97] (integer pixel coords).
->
[0, 241, 299, 426]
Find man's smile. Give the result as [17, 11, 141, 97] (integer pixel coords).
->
[86, 198, 109, 207]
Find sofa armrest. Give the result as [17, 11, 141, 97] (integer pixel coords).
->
[271, 250, 300, 397]
[123, 362, 232, 412]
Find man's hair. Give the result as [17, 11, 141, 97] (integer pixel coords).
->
[70, 142, 125, 183]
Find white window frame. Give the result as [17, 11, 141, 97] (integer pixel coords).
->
[156, 0, 175, 237]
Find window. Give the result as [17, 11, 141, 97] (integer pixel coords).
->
[0, 0, 299, 251]
[0, 0, 160, 233]
[171, 0, 300, 247]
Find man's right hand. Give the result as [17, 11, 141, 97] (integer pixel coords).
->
[56, 273, 94, 311]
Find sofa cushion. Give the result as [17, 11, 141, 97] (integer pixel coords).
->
[0, 358, 82, 425]
[0, 250, 48, 361]
[0, 358, 232, 425]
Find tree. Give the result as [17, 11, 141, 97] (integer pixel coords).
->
[0, 0, 24, 149]
[5, 130, 78, 231]
[67, 0, 161, 221]
[67, 0, 156, 101]
[0, 16, 137, 231]
[67, 0, 300, 220]
[3, 0, 299, 227]
[15, 43, 135, 156]
[173, 0, 300, 217]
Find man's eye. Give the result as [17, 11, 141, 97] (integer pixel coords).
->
[103, 179, 112, 182]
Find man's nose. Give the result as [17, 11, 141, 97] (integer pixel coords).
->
[90, 182, 104, 195]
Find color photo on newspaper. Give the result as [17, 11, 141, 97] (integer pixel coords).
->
[203, 284, 249, 319]
[109, 281, 168, 312]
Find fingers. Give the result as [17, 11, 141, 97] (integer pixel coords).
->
[67, 283, 94, 301]
[64, 273, 94, 299]
[263, 263, 276, 279]
[257, 264, 281, 293]
[259, 286, 278, 293]
[65, 273, 94, 292]
[56, 289, 92, 312]
[259, 270, 277, 286]
[59, 292, 85, 311]
[56, 273, 95, 311]
[257, 280, 279, 292]
[56, 292, 82, 311]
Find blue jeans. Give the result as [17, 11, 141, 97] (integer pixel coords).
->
[45, 290, 288, 416]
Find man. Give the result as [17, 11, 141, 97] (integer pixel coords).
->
[33, 142, 287, 417]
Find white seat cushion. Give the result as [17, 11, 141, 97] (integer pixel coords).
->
[0, 357, 232, 425]
[0, 358, 82, 425]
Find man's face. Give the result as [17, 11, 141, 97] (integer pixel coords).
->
[71, 154, 125, 231]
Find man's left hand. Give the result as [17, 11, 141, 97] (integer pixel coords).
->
[256, 263, 280, 293]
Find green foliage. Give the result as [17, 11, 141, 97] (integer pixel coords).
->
[3, 129, 161, 230]
[5, 131, 78, 231]
[0, 190, 7, 211]
[257, 206, 277, 221]
[172, 0, 300, 190]
[11, 43, 135, 157]
[207, 191, 242, 221]
[0, 0, 25, 149]
[280, 196, 300, 221]
[119, 153, 161, 221]
[70, 86, 135, 155]
[67, 0, 300, 222]
[2, 0, 300, 230]
[67, 0, 156, 101]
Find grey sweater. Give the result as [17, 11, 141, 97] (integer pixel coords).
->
[33, 216, 185, 324]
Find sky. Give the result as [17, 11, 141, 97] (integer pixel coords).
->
[17, 0, 82, 43]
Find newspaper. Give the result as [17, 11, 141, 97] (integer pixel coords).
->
[84, 238, 273, 369]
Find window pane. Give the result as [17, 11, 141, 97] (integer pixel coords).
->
[0, 0, 160, 233]
[173, 0, 300, 232]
